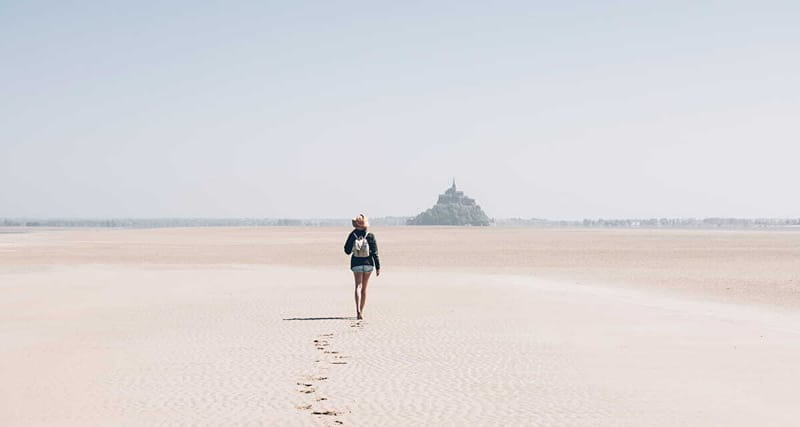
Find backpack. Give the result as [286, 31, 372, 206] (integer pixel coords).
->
[352, 231, 370, 257]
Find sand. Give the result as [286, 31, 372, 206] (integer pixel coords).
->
[1, 227, 799, 426]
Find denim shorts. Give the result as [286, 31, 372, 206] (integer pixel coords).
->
[351, 265, 374, 273]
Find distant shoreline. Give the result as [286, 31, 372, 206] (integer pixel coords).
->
[2, 217, 799, 230]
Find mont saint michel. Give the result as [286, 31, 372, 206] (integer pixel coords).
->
[407, 180, 491, 226]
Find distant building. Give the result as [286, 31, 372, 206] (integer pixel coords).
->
[407, 180, 491, 226]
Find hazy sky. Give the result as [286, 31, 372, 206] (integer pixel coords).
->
[2, 1, 799, 219]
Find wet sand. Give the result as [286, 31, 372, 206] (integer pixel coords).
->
[1, 227, 799, 426]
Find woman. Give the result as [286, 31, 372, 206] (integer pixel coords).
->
[344, 214, 381, 320]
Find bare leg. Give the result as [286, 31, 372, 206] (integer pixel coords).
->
[353, 271, 363, 319]
[359, 271, 372, 317]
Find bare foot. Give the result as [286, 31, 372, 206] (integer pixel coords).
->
[356, 312, 363, 320]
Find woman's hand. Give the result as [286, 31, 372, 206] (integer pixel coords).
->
[376, 269, 381, 276]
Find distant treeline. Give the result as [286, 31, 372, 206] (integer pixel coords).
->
[0, 217, 412, 228]
[2, 217, 799, 229]
[495, 217, 800, 229]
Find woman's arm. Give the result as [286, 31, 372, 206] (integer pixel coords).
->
[369, 234, 381, 272]
[344, 232, 355, 255]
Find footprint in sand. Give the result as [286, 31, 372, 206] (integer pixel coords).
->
[312, 410, 340, 416]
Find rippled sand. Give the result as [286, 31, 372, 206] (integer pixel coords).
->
[1, 227, 799, 426]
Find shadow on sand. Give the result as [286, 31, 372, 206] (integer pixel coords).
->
[282, 316, 355, 321]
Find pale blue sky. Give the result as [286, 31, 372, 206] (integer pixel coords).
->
[2, 1, 798, 219]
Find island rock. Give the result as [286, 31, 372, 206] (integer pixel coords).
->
[407, 180, 491, 226]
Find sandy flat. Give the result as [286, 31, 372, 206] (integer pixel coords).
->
[1, 227, 799, 426]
